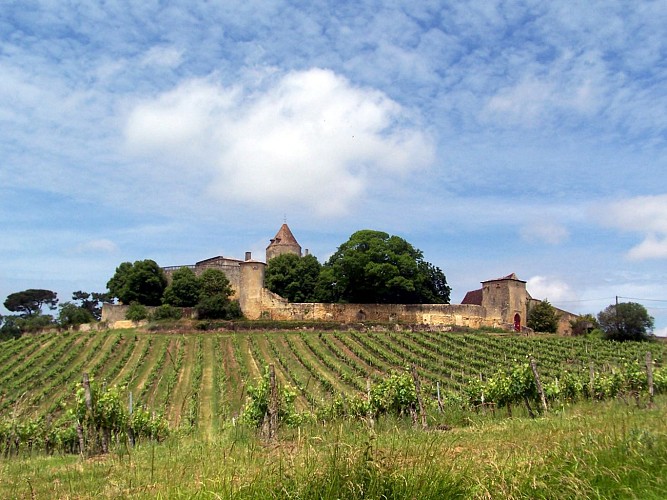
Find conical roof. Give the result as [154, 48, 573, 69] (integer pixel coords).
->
[268, 223, 300, 247]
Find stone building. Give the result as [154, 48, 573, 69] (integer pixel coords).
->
[162, 223, 304, 299]
[462, 273, 577, 334]
[104, 224, 578, 334]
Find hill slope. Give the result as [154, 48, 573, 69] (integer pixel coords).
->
[1, 328, 664, 434]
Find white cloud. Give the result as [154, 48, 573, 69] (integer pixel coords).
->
[627, 235, 667, 260]
[124, 68, 434, 216]
[596, 194, 667, 260]
[527, 276, 577, 303]
[520, 221, 569, 245]
[140, 46, 184, 68]
[74, 239, 119, 254]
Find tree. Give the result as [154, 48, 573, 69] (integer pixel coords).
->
[58, 302, 95, 328]
[4, 289, 58, 317]
[265, 253, 322, 302]
[316, 230, 451, 304]
[196, 295, 242, 320]
[72, 291, 111, 321]
[106, 260, 167, 306]
[597, 302, 654, 341]
[527, 300, 560, 333]
[0, 315, 21, 339]
[195, 269, 241, 320]
[198, 269, 234, 299]
[162, 267, 201, 307]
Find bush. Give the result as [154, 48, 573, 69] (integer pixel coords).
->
[150, 304, 183, 321]
[527, 300, 560, 333]
[197, 296, 242, 320]
[58, 302, 95, 328]
[126, 303, 148, 322]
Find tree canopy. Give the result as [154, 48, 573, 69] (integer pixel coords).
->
[72, 291, 111, 321]
[527, 300, 560, 333]
[107, 260, 167, 306]
[162, 267, 201, 307]
[316, 230, 450, 304]
[597, 302, 654, 341]
[265, 253, 322, 302]
[195, 268, 240, 320]
[198, 268, 234, 299]
[58, 302, 95, 328]
[3, 289, 58, 317]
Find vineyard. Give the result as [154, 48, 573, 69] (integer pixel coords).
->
[1, 327, 665, 438]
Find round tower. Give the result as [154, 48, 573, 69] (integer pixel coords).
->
[239, 255, 267, 319]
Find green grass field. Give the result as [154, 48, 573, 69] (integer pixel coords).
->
[1, 396, 665, 499]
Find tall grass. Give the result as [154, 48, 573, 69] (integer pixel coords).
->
[1, 397, 665, 498]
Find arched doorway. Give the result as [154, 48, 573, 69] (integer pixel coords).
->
[513, 313, 521, 332]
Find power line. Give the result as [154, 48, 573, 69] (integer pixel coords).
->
[617, 296, 667, 303]
[550, 297, 615, 304]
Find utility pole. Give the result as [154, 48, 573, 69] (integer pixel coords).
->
[615, 295, 620, 336]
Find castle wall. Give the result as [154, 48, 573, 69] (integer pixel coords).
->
[101, 304, 197, 324]
[241, 287, 496, 327]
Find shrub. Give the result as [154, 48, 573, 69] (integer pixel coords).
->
[197, 296, 242, 320]
[527, 300, 560, 333]
[150, 304, 183, 321]
[126, 303, 148, 322]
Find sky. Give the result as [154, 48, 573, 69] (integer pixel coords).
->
[2, 1, 667, 334]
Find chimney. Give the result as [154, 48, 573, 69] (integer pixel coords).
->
[305, 248, 309, 256]
[245, 251, 252, 261]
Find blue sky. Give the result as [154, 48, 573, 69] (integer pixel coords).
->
[2, 1, 667, 333]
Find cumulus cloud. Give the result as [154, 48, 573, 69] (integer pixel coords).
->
[124, 68, 434, 216]
[596, 194, 667, 260]
[520, 221, 569, 245]
[527, 276, 577, 303]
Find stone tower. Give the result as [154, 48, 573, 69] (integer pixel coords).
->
[266, 223, 302, 262]
[480, 273, 529, 331]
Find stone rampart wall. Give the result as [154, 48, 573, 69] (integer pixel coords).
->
[101, 304, 197, 323]
[249, 289, 498, 328]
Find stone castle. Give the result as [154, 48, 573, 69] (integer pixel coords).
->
[147, 224, 577, 334]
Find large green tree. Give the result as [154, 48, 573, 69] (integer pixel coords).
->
[4, 289, 58, 317]
[527, 300, 560, 333]
[195, 269, 241, 320]
[106, 260, 167, 306]
[162, 267, 201, 307]
[597, 302, 654, 341]
[316, 230, 450, 304]
[198, 268, 234, 299]
[265, 253, 322, 302]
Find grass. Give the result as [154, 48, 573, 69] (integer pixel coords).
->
[2, 397, 665, 499]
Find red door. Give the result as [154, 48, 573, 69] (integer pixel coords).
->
[513, 314, 521, 332]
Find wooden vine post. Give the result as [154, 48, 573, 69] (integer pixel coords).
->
[646, 351, 654, 407]
[529, 357, 548, 414]
[411, 364, 428, 429]
[77, 372, 94, 457]
[267, 364, 278, 440]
